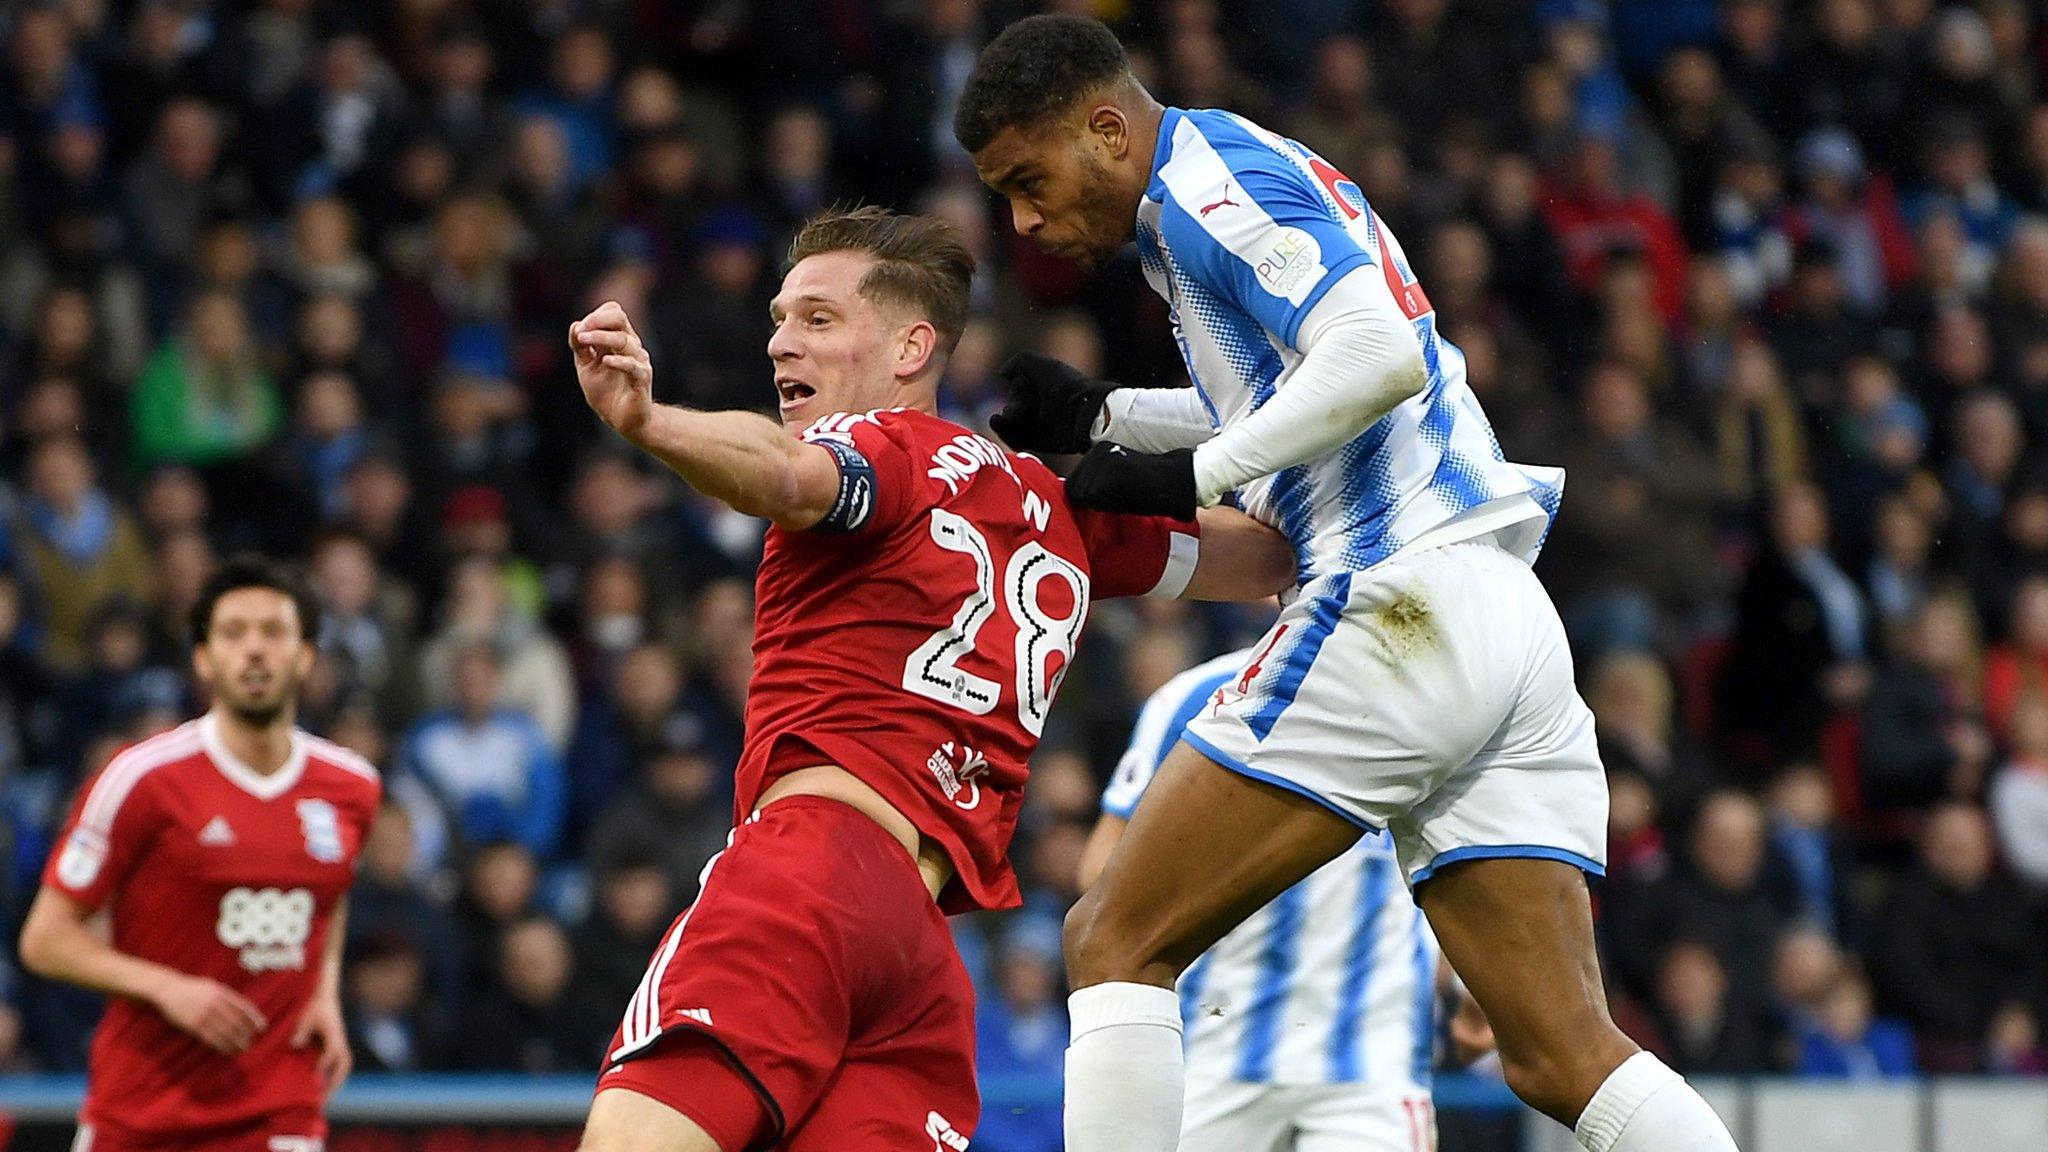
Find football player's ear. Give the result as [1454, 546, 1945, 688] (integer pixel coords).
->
[896, 319, 938, 380]
[1090, 102, 1129, 160]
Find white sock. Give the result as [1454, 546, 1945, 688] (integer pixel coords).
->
[1065, 982, 1184, 1152]
[1574, 1052, 1741, 1152]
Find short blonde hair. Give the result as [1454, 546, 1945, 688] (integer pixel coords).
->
[787, 206, 975, 355]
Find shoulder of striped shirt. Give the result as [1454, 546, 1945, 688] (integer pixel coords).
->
[77, 721, 206, 836]
[300, 732, 383, 789]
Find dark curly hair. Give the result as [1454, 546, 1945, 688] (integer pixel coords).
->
[953, 14, 1130, 153]
[190, 553, 321, 646]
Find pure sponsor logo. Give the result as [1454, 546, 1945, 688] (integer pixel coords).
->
[926, 741, 989, 811]
[217, 886, 314, 972]
[1254, 228, 1319, 297]
[676, 1007, 714, 1027]
[926, 1111, 969, 1151]
[198, 815, 237, 847]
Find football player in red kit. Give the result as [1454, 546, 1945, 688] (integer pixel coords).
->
[569, 206, 1293, 1152]
[19, 556, 382, 1152]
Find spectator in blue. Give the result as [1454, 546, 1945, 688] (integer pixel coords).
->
[1541, 0, 1677, 207]
[512, 24, 616, 189]
[1830, 355, 1929, 551]
[973, 914, 1067, 1152]
[1608, 0, 1720, 80]
[289, 371, 371, 522]
[1903, 115, 2022, 272]
[1771, 923, 1846, 1041]
[0, 6, 103, 181]
[1785, 129, 1914, 315]
[1942, 392, 2026, 575]
[1764, 764, 1858, 947]
[403, 640, 565, 859]
[1795, 967, 1916, 1079]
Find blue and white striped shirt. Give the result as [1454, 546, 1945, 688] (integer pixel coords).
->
[1138, 107, 1564, 583]
[1103, 652, 1437, 1088]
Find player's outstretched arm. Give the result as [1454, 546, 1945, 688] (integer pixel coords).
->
[19, 886, 268, 1053]
[1185, 267, 1429, 501]
[1064, 268, 1431, 518]
[1178, 506, 1296, 600]
[570, 302, 841, 529]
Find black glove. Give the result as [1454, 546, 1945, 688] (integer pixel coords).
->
[1064, 443, 1199, 520]
[989, 351, 1115, 455]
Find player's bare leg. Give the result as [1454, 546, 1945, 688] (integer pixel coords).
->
[1061, 743, 1362, 1152]
[1419, 856, 1738, 1150]
[1413, 858, 1637, 1119]
[580, 1088, 723, 1152]
[1067, 741, 1741, 1152]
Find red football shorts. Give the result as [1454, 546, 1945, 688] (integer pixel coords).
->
[72, 1109, 325, 1151]
[598, 795, 978, 1151]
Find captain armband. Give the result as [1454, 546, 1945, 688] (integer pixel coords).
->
[813, 438, 878, 533]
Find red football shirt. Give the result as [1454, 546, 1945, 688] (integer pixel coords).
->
[743, 408, 1200, 913]
[43, 714, 382, 1140]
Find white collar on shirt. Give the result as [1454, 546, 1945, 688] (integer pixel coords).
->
[199, 711, 308, 801]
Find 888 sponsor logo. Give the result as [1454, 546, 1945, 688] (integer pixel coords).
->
[217, 886, 314, 972]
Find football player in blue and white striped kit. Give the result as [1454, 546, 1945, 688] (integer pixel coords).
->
[1081, 650, 1483, 1152]
[956, 15, 1741, 1152]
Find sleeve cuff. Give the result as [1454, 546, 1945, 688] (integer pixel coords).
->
[1192, 441, 1231, 505]
[1146, 529, 1200, 599]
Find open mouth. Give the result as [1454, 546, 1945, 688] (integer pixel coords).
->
[776, 380, 816, 407]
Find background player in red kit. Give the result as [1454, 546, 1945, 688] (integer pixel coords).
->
[568, 207, 1294, 1152]
[18, 557, 383, 1152]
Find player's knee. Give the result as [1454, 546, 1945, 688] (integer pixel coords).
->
[1063, 887, 1187, 987]
[1062, 889, 1102, 974]
[1496, 1034, 1633, 1126]
[1497, 1046, 1581, 1123]
[1062, 887, 1130, 985]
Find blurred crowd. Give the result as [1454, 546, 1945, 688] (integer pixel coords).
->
[0, 0, 2045, 1127]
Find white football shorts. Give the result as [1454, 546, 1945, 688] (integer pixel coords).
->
[1181, 539, 1607, 886]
